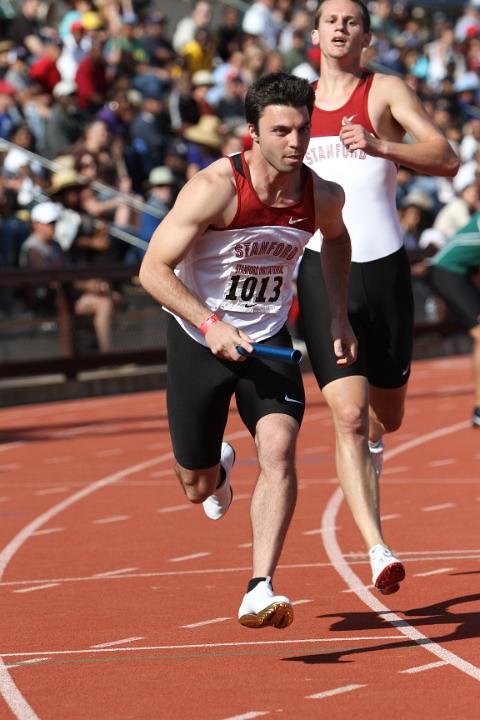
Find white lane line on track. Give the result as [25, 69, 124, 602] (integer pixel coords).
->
[0, 637, 406, 658]
[0, 465, 19, 472]
[181, 617, 232, 629]
[35, 487, 69, 496]
[157, 504, 192, 513]
[399, 661, 448, 674]
[306, 684, 366, 700]
[323, 419, 480, 683]
[223, 712, 269, 720]
[413, 567, 455, 577]
[92, 567, 137, 578]
[303, 526, 340, 536]
[291, 599, 313, 606]
[92, 515, 130, 524]
[169, 552, 210, 563]
[0, 497, 9, 502]
[95, 449, 124, 457]
[43, 457, 71, 465]
[31, 528, 64, 536]
[0, 444, 23, 453]
[2, 551, 480, 589]
[3, 659, 50, 671]
[380, 514, 400, 521]
[421, 503, 456, 512]
[90, 637, 144, 649]
[13, 584, 59, 594]
[0, 449, 175, 720]
[428, 459, 456, 467]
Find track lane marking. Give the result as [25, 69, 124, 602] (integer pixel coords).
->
[181, 617, 232, 629]
[306, 684, 366, 699]
[223, 712, 269, 720]
[169, 552, 210, 563]
[400, 661, 448, 674]
[13, 584, 59, 594]
[323, 419, 480, 682]
[421, 503, 456, 512]
[414, 568, 454, 577]
[0, 637, 406, 658]
[1, 552, 479, 588]
[90, 638, 145, 649]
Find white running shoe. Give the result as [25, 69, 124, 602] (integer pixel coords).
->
[368, 438, 385, 480]
[238, 578, 293, 629]
[202, 442, 235, 520]
[369, 544, 405, 595]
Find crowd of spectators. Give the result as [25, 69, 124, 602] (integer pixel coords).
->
[0, 0, 479, 339]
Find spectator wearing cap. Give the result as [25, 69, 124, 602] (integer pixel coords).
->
[130, 90, 171, 179]
[42, 80, 83, 159]
[20, 199, 118, 352]
[75, 33, 109, 112]
[141, 13, 175, 72]
[128, 166, 177, 262]
[190, 70, 217, 118]
[57, 17, 88, 83]
[172, 1, 212, 54]
[58, 0, 93, 39]
[182, 114, 222, 180]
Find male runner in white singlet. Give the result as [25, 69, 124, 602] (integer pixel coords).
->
[140, 73, 357, 629]
[298, 0, 459, 594]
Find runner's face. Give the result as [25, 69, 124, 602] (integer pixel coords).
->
[313, 0, 370, 59]
[253, 104, 311, 173]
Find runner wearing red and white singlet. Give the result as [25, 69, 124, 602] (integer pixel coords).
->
[140, 72, 357, 629]
[297, 0, 459, 595]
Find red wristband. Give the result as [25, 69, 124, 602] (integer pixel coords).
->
[200, 313, 220, 336]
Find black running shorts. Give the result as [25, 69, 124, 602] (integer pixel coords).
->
[429, 265, 480, 330]
[297, 246, 414, 389]
[166, 317, 305, 469]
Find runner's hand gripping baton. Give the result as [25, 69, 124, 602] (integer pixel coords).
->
[236, 344, 303, 364]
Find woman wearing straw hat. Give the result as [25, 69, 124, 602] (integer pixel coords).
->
[182, 114, 223, 180]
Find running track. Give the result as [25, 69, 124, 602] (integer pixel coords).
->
[0, 355, 478, 719]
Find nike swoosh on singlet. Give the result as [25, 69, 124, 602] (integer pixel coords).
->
[288, 217, 308, 225]
[284, 395, 304, 405]
[341, 114, 357, 125]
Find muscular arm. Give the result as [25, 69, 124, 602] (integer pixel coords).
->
[316, 180, 357, 364]
[139, 160, 253, 359]
[340, 75, 460, 177]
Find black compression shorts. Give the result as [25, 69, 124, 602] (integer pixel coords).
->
[297, 246, 414, 389]
[429, 265, 480, 330]
[166, 317, 305, 469]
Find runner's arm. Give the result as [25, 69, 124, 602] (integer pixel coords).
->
[139, 165, 253, 359]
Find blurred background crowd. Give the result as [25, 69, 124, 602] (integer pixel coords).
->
[0, 0, 479, 335]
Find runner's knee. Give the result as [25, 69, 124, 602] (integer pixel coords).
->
[175, 464, 218, 503]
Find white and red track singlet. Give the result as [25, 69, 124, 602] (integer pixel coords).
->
[304, 73, 402, 262]
[174, 152, 316, 345]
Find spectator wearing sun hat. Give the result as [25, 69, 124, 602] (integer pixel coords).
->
[182, 114, 223, 180]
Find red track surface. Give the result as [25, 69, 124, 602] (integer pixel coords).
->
[0, 355, 478, 719]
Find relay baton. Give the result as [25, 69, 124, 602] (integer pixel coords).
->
[237, 344, 303, 364]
